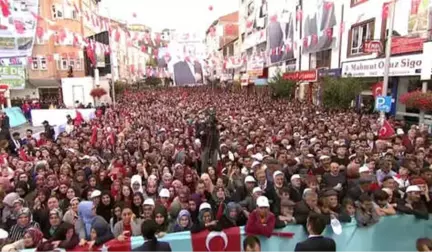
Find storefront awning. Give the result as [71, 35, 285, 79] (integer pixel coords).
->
[27, 79, 61, 88]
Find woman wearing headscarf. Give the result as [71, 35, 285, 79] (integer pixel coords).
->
[75, 201, 110, 247]
[190, 203, 221, 233]
[110, 203, 124, 233]
[43, 208, 63, 239]
[219, 202, 246, 229]
[2, 228, 44, 252]
[183, 168, 196, 193]
[131, 174, 144, 194]
[2, 192, 20, 227]
[63, 197, 80, 225]
[14, 181, 33, 206]
[37, 222, 79, 251]
[153, 205, 169, 237]
[88, 215, 114, 249]
[96, 191, 113, 223]
[8, 208, 40, 242]
[170, 209, 192, 233]
[113, 207, 142, 241]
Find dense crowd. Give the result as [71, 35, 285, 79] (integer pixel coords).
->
[0, 87, 431, 251]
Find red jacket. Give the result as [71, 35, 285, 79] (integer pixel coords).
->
[245, 209, 276, 238]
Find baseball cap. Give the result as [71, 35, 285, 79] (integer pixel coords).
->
[273, 170, 284, 180]
[406, 185, 421, 193]
[359, 165, 369, 173]
[256, 196, 270, 208]
[143, 198, 155, 206]
[252, 187, 262, 194]
[159, 188, 170, 198]
[245, 175, 256, 183]
[90, 190, 101, 199]
[199, 202, 211, 211]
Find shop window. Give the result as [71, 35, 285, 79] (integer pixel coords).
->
[39, 57, 47, 70]
[31, 57, 38, 70]
[348, 19, 375, 57]
[60, 57, 68, 70]
[69, 58, 75, 69]
[315, 49, 331, 68]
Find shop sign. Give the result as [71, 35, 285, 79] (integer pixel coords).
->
[283, 70, 317, 82]
[341, 54, 430, 77]
[392, 37, 425, 55]
[363, 40, 383, 53]
[318, 68, 341, 78]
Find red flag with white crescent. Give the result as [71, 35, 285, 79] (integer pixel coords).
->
[191, 227, 242, 252]
[379, 120, 395, 139]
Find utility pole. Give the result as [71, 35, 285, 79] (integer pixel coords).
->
[380, 0, 396, 124]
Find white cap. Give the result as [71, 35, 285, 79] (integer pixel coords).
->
[293, 132, 300, 138]
[382, 188, 392, 195]
[310, 137, 318, 144]
[252, 187, 262, 194]
[273, 170, 284, 180]
[359, 165, 369, 173]
[0, 229, 8, 239]
[90, 190, 101, 199]
[319, 155, 330, 160]
[256, 196, 270, 208]
[143, 198, 155, 206]
[246, 144, 254, 150]
[290, 174, 301, 181]
[194, 139, 201, 145]
[406, 185, 421, 193]
[159, 128, 166, 132]
[396, 128, 404, 135]
[199, 202, 212, 211]
[245, 175, 256, 183]
[251, 153, 263, 161]
[251, 161, 261, 168]
[265, 147, 272, 154]
[306, 154, 315, 158]
[159, 188, 170, 198]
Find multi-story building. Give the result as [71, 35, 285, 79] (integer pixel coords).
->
[11, 0, 102, 105]
[205, 12, 239, 78]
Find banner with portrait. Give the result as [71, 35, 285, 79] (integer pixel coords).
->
[166, 41, 206, 86]
[0, 0, 39, 58]
[266, 0, 296, 65]
[302, 0, 336, 53]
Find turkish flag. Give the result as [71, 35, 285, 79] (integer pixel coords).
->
[372, 81, 383, 98]
[379, 120, 395, 139]
[411, 0, 421, 14]
[191, 227, 241, 252]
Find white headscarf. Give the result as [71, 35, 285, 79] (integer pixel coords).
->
[130, 175, 144, 194]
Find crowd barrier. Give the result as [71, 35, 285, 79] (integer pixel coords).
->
[3, 107, 27, 128]
[19, 215, 432, 252]
[31, 109, 96, 127]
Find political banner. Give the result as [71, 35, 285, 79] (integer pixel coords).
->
[0, 0, 39, 58]
[267, 0, 297, 65]
[0, 65, 26, 89]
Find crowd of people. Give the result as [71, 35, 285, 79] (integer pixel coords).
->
[0, 86, 431, 251]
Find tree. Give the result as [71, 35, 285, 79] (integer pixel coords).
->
[268, 71, 296, 100]
[322, 77, 365, 110]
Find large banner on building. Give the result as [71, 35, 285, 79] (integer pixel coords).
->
[242, 0, 268, 50]
[0, 0, 39, 58]
[390, 0, 432, 54]
[266, 0, 297, 65]
[302, 0, 337, 53]
[165, 33, 206, 86]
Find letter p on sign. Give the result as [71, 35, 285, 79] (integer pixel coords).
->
[375, 96, 392, 113]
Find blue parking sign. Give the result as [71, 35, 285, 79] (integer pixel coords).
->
[375, 96, 392, 113]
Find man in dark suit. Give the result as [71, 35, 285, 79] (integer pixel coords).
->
[303, 0, 336, 52]
[133, 220, 172, 252]
[9, 132, 22, 155]
[294, 213, 336, 251]
[173, 45, 203, 86]
[0, 111, 10, 141]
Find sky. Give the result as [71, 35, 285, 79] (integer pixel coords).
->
[99, 0, 238, 33]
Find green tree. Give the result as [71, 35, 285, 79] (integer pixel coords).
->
[268, 71, 296, 100]
[322, 77, 365, 109]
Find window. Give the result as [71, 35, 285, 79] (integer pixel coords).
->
[75, 58, 81, 70]
[316, 49, 332, 68]
[351, 0, 367, 7]
[31, 57, 38, 70]
[64, 6, 77, 20]
[69, 58, 75, 69]
[61, 57, 68, 70]
[348, 19, 375, 56]
[52, 4, 63, 19]
[39, 57, 47, 70]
